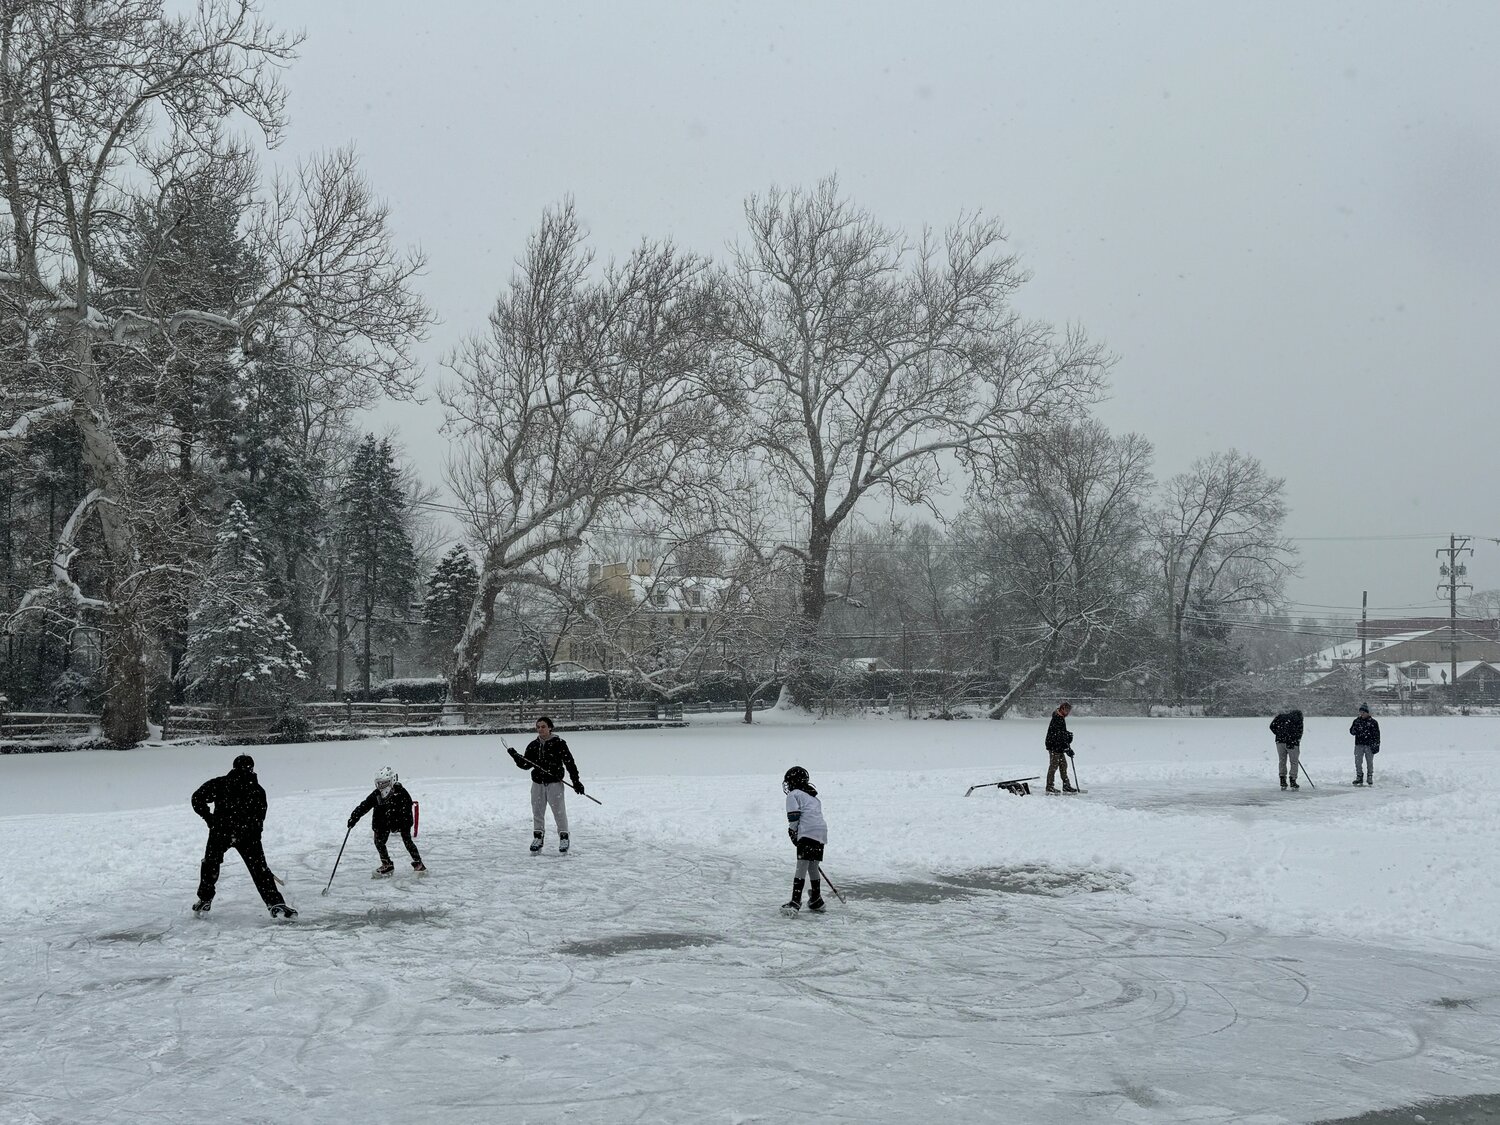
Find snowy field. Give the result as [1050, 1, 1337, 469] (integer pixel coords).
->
[2, 713, 1499, 1124]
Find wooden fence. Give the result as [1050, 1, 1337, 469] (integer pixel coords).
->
[161, 698, 684, 740]
[0, 710, 97, 741]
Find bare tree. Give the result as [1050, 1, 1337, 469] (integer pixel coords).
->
[960, 420, 1154, 717]
[1153, 449, 1298, 702]
[0, 3, 429, 742]
[712, 178, 1109, 696]
[440, 203, 726, 704]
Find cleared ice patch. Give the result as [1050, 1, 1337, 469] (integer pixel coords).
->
[560, 931, 722, 957]
[937, 863, 1126, 895]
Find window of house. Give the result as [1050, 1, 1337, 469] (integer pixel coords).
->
[687, 589, 701, 607]
[652, 593, 668, 607]
[1407, 663, 1429, 679]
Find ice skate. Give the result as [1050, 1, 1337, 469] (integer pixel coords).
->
[411, 861, 427, 873]
[558, 834, 570, 854]
[807, 897, 826, 913]
[373, 861, 395, 878]
[191, 899, 211, 915]
[529, 833, 544, 854]
[269, 904, 297, 920]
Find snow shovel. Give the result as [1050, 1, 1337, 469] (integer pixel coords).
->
[321, 823, 354, 896]
[965, 775, 1039, 796]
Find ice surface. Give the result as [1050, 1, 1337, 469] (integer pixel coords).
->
[2, 713, 1498, 1123]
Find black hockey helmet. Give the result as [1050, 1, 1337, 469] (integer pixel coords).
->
[783, 765, 810, 794]
[232, 754, 255, 772]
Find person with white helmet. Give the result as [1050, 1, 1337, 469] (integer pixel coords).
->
[348, 766, 425, 877]
[781, 766, 829, 914]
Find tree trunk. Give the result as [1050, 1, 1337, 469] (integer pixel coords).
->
[987, 634, 1061, 719]
[101, 603, 149, 746]
[71, 318, 150, 746]
[334, 574, 347, 701]
[450, 564, 504, 704]
[361, 593, 373, 699]
[787, 526, 833, 704]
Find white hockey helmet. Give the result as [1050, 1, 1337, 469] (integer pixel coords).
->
[375, 765, 397, 789]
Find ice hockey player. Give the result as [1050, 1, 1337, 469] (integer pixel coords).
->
[1350, 703, 1381, 786]
[782, 766, 829, 914]
[507, 716, 584, 854]
[348, 766, 426, 876]
[190, 754, 296, 919]
[1270, 707, 1306, 790]
[1045, 701, 1078, 793]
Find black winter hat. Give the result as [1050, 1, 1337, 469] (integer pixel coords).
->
[232, 754, 255, 771]
[1358, 703, 1370, 714]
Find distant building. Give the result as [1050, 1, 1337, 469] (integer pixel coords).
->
[559, 559, 737, 670]
[1292, 618, 1500, 702]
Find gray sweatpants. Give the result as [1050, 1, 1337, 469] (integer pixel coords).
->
[1355, 745, 1375, 782]
[531, 781, 569, 836]
[1276, 741, 1301, 783]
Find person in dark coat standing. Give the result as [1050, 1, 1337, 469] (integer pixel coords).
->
[508, 716, 584, 854]
[1269, 708, 1306, 790]
[1044, 701, 1077, 793]
[1350, 704, 1381, 786]
[348, 765, 426, 876]
[191, 754, 295, 918]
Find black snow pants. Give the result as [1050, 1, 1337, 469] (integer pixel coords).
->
[374, 825, 422, 866]
[197, 830, 286, 908]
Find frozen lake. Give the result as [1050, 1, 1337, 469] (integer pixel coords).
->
[2, 713, 1498, 1123]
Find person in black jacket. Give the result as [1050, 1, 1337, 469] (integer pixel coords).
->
[190, 754, 295, 918]
[507, 716, 584, 853]
[1269, 708, 1306, 790]
[1044, 701, 1077, 793]
[1350, 704, 1381, 786]
[348, 765, 426, 876]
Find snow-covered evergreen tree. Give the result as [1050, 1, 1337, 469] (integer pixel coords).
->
[334, 436, 419, 696]
[181, 501, 309, 706]
[421, 544, 479, 679]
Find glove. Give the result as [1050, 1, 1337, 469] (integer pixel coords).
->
[347, 815, 358, 829]
[1065, 748, 1074, 758]
[507, 747, 522, 760]
[788, 827, 798, 845]
[574, 783, 585, 796]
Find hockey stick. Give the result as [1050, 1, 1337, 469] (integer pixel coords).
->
[503, 740, 603, 805]
[1298, 759, 1317, 789]
[965, 775, 1040, 796]
[817, 865, 846, 905]
[321, 823, 354, 896]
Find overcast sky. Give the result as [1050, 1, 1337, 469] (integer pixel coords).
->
[257, 0, 1499, 619]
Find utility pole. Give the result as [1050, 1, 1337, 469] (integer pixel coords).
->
[1360, 590, 1368, 696]
[1436, 535, 1473, 705]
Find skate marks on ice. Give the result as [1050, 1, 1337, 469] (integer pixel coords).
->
[5, 829, 1500, 1124]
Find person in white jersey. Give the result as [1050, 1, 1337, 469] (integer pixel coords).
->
[782, 766, 828, 914]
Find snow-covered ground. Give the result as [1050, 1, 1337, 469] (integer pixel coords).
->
[2, 713, 1498, 1124]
